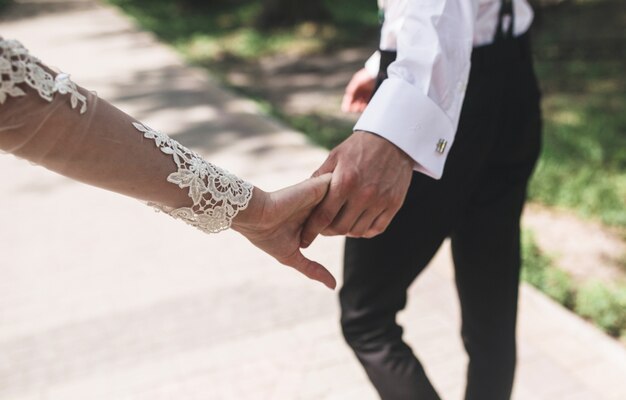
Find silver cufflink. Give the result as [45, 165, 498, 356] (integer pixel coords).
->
[436, 139, 447, 154]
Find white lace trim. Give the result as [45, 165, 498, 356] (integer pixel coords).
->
[133, 122, 253, 233]
[0, 37, 249, 233]
[0, 37, 87, 113]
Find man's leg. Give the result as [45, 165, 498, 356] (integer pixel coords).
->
[339, 136, 491, 399]
[341, 174, 451, 399]
[451, 47, 542, 400]
[338, 32, 521, 398]
[451, 181, 527, 400]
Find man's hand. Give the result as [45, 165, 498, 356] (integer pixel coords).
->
[341, 68, 376, 113]
[232, 174, 336, 290]
[301, 131, 414, 248]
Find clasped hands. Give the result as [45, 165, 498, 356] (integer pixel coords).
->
[232, 68, 413, 290]
[232, 132, 413, 290]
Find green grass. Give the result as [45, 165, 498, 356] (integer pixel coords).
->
[528, 0, 626, 228]
[522, 230, 576, 308]
[576, 281, 626, 339]
[106, 0, 379, 61]
[251, 96, 353, 149]
[530, 88, 626, 227]
[522, 230, 626, 341]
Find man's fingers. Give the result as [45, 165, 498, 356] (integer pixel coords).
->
[350, 101, 367, 113]
[283, 250, 337, 290]
[342, 68, 374, 114]
[345, 207, 384, 238]
[300, 181, 345, 248]
[311, 155, 337, 178]
[343, 91, 369, 114]
[341, 92, 355, 113]
[364, 208, 397, 238]
[324, 200, 367, 236]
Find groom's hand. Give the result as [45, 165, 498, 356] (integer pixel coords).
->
[301, 131, 413, 247]
[341, 68, 376, 113]
[232, 174, 337, 290]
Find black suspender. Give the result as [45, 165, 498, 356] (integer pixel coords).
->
[495, 0, 515, 42]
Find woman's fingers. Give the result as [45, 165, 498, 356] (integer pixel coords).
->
[238, 173, 334, 289]
[280, 249, 336, 290]
[276, 173, 332, 214]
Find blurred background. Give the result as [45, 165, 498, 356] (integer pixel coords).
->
[99, 0, 626, 342]
[0, 0, 624, 399]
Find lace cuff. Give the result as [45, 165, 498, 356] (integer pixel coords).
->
[0, 36, 252, 234]
[0, 37, 87, 113]
[133, 123, 253, 233]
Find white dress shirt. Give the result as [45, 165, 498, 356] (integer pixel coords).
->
[355, 0, 534, 179]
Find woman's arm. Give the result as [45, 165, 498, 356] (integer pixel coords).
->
[0, 38, 335, 289]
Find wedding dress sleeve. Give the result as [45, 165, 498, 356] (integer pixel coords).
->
[0, 36, 253, 233]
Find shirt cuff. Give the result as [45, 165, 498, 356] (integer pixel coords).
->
[354, 77, 455, 180]
[364, 51, 381, 78]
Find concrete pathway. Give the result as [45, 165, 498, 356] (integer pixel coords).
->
[1, 1, 625, 399]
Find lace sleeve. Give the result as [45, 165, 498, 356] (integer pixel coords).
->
[0, 37, 253, 233]
[133, 122, 253, 233]
[0, 37, 87, 113]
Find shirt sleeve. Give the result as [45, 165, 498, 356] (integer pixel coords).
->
[355, 0, 478, 180]
[364, 51, 381, 78]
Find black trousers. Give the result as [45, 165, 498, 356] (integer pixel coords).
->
[340, 34, 542, 400]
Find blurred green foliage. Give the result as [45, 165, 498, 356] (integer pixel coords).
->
[0, 0, 11, 11]
[522, 231, 626, 340]
[529, 0, 626, 228]
[575, 281, 626, 339]
[108, 0, 625, 229]
[107, 0, 378, 60]
[522, 231, 576, 308]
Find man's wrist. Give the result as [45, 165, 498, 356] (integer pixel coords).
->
[354, 129, 416, 169]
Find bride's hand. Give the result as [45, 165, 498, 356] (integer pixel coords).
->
[231, 174, 336, 289]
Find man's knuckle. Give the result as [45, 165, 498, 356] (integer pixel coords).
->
[322, 227, 336, 236]
[329, 220, 349, 235]
[360, 185, 380, 203]
[392, 200, 406, 213]
[327, 150, 340, 162]
[336, 226, 350, 236]
[341, 170, 358, 189]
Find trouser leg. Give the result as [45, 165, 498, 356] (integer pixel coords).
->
[340, 173, 459, 400]
[340, 60, 503, 400]
[452, 48, 542, 400]
[340, 32, 540, 400]
[451, 182, 527, 400]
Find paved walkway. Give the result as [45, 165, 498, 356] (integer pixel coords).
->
[1, 1, 625, 399]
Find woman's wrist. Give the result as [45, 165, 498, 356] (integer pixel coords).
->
[231, 187, 267, 233]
